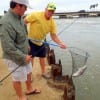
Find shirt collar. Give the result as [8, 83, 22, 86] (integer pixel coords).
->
[8, 9, 21, 20]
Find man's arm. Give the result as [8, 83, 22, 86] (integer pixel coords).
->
[50, 33, 67, 49]
[24, 18, 29, 24]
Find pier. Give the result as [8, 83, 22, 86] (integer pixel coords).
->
[54, 11, 100, 18]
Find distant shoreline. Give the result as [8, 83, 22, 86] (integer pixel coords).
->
[1, 11, 100, 19]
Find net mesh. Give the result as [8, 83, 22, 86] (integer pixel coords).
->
[69, 47, 89, 77]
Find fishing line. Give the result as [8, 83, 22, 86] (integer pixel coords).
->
[48, 17, 79, 42]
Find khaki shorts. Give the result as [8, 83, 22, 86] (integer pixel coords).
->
[3, 59, 32, 82]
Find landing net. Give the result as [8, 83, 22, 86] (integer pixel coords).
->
[69, 47, 89, 77]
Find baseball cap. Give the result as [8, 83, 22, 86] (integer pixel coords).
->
[11, 0, 32, 8]
[46, 2, 56, 10]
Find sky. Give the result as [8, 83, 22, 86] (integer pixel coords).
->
[0, 0, 100, 15]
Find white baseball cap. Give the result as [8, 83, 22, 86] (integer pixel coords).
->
[11, 0, 32, 8]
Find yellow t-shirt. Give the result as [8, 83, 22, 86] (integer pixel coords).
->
[25, 12, 56, 46]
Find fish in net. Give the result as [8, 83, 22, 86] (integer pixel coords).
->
[69, 47, 89, 77]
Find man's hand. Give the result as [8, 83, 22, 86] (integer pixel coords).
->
[59, 43, 67, 49]
[24, 55, 32, 64]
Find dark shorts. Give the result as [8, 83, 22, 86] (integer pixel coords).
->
[29, 40, 46, 57]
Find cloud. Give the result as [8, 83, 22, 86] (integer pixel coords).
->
[0, 0, 100, 15]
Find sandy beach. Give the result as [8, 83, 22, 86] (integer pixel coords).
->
[0, 43, 63, 100]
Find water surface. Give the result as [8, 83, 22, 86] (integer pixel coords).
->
[47, 17, 100, 100]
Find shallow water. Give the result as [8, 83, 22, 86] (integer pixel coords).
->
[47, 17, 100, 100]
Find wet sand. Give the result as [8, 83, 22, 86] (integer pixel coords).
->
[0, 44, 63, 100]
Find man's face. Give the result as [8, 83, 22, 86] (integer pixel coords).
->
[45, 9, 55, 19]
[17, 4, 27, 16]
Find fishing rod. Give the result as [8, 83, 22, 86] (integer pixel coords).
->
[58, 18, 78, 36]
[29, 38, 89, 77]
[0, 44, 47, 84]
[29, 18, 79, 45]
[48, 17, 79, 42]
[0, 38, 57, 84]
[0, 63, 24, 85]
[0, 18, 81, 84]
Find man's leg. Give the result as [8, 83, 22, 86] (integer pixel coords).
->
[31, 58, 34, 67]
[25, 72, 41, 94]
[30, 58, 34, 82]
[3, 59, 27, 100]
[39, 57, 45, 75]
[25, 72, 33, 93]
[39, 57, 51, 79]
[13, 81, 26, 100]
